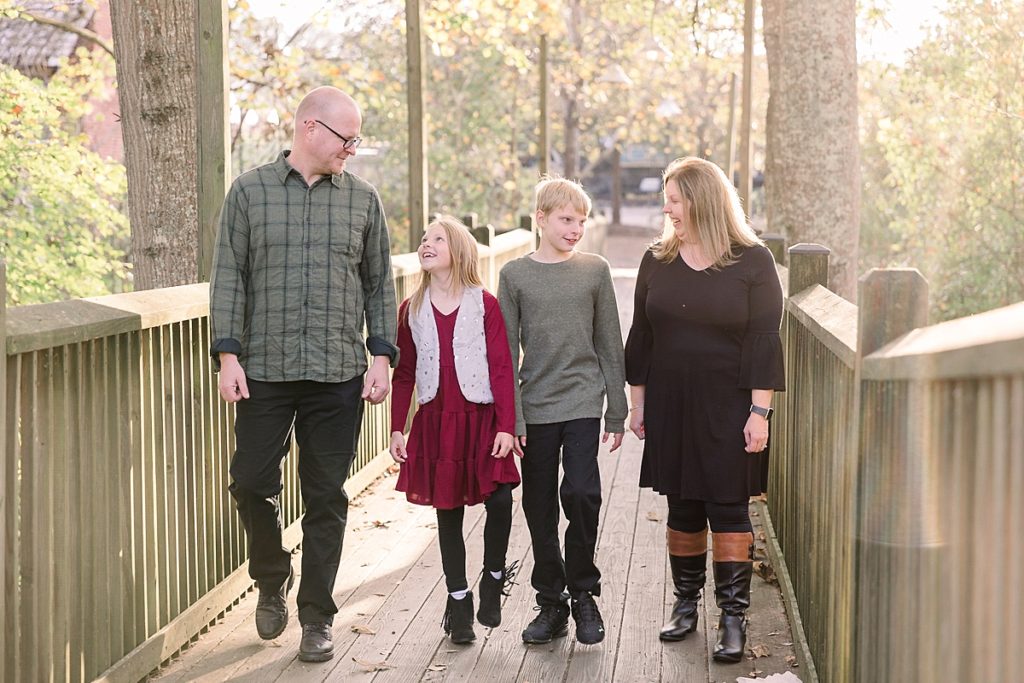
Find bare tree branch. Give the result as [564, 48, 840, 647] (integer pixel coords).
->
[18, 10, 115, 58]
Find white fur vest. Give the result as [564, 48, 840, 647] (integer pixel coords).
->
[407, 286, 494, 405]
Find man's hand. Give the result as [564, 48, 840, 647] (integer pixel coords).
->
[362, 355, 391, 404]
[602, 431, 624, 452]
[218, 353, 249, 403]
[491, 431, 515, 459]
[390, 431, 407, 463]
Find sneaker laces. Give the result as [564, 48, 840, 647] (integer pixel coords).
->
[441, 602, 452, 633]
[574, 593, 602, 623]
[499, 560, 520, 597]
[531, 603, 566, 629]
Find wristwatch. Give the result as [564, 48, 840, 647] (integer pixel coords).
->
[749, 404, 774, 420]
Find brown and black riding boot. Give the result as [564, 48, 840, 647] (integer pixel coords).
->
[660, 528, 707, 641]
[711, 532, 754, 663]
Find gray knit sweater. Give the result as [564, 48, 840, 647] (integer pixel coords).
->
[497, 251, 628, 435]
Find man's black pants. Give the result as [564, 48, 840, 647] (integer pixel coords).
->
[521, 418, 602, 606]
[229, 377, 363, 626]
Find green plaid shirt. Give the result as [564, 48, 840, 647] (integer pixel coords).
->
[209, 151, 398, 382]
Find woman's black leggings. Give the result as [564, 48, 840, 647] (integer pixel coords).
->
[435, 483, 513, 593]
[665, 495, 752, 534]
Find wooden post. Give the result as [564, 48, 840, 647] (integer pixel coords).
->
[739, 0, 754, 214]
[406, 0, 429, 251]
[611, 146, 622, 225]
[196, 0, 230, 282]
[726, 72, 738, 180]
[763, 233, 787, 265]
[853, 268, 930, 682]
[0, 258, 5, 677]
[461, 213, 479, 231]
[539, 34, 550, 177]
[519, 214, 532, 232]
[857, 269, 928, 358]
[472, 224, 495, 247]
[787, 243, 830, 295]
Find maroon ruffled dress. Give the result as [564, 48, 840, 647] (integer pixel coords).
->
[390, 291, 520, 509]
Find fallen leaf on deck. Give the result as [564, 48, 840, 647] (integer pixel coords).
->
[751, 510, 759, 516]
[353, 657, 393, 672]
[750, 644, 771, 658]
[351, 624, 376, 635]
[386, 464, 400, 474]
[758, 531, 767, 541]
[372, 520, 390, 528]
[753, 560, 778, 584]
[766, 631, 781, 636]
[427, 664, 447, 671]
[786, 654, 800, 667]
[646, 511, 661, 522]
[748, 669, 763, 677]
[373, 592, 387, 597]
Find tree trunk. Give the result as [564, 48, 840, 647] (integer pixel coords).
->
[762, 0, 860, 299]
[110, 0, 200, 289]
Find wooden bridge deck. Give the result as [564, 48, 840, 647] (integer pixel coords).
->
[149, 225, 802, 682]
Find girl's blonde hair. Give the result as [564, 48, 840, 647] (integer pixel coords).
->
[407, 215, 483, 319]
[652, 157, 762, 267]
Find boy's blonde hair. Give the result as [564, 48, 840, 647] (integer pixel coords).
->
[652, 157, 762, 268]
[408, 215, 483, 319]
[534, 175, 592, 217]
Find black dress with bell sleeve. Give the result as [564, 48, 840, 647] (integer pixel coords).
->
[624, 244, 785, 502]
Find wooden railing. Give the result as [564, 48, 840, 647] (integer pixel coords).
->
[765, 244, 1024, 683]
[0, 228, 535, 683]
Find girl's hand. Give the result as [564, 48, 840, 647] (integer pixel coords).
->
[629, 405, 645, 440]
[744, 413, 769, 453]
[492, 431, 515, 459]
[602, 432, 624, 452]
[390, 431, 408, 463]
[513, 434, 526, 458]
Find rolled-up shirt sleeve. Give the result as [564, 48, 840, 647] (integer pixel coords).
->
[209, 182, 250, 371]
[361, 190, 399, 367]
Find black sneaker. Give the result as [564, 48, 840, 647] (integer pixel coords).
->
[571, 592, 605, 645]
[298, 622, 334, 662]
[255, 567, 294, 640]
[477, 561, 519, 628]
[521, 603, 570, 644]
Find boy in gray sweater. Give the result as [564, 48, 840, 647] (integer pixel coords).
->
[498, 177, 627, 645]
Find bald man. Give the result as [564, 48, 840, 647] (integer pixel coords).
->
[210, 87, 397, 662]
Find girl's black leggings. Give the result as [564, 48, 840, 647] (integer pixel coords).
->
[435, 483, 514, 593]
[665, 495, 752, 534]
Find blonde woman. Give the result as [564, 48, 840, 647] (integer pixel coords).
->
[625, 158, 785, 662]
[389, 216, 520, 645]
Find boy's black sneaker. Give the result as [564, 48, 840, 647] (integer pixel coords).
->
[521, 603, 570, 644]
[571, 592, 605, 645]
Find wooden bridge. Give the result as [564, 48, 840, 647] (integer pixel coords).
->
[2, 223, 1022, 682]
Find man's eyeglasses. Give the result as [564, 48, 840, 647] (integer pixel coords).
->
[312, 119, 362, 151]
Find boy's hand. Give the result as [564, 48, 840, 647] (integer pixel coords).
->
[629, 406, 645, 440]
[389, 431, 407, 463]
[492, 432, 515, 459]
[513, 435, 526, 457]
[602, 431, 624, 453]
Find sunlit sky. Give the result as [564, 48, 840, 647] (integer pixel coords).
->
[246, 0, 948, 65]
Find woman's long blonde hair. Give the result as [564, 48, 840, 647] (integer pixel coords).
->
[652, 157, 762, 267]
[407, 215, 483, 319]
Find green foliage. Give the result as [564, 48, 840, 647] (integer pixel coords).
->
[0, 49, 130, 306]
[860, 0, 1024, 320]
[226, 0, 760, 253]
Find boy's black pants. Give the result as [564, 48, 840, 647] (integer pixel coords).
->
[521, 418, 602, 606]
[229, 377, 363, 626]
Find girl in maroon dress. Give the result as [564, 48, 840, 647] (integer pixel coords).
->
[389, 216, 521, 645]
